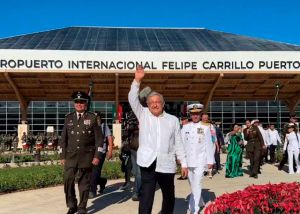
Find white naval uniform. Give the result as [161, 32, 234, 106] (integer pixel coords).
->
[283, 131, 300, 174]
[181, 122, 215, 214]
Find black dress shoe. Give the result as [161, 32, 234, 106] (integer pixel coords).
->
[77, 208, 87, 214]
[89, 192, 96, 199]
[250, 174, 258, 179]
[66, 207, 77, 214]
[99, 177, 107, 193]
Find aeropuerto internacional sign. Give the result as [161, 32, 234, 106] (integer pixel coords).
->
[0, 49, 300, 73]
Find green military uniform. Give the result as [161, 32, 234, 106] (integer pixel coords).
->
[60, 110, 103, 214]
[243, 124, 265, 177]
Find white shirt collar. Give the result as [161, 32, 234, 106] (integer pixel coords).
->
[76, 112, 84, 119]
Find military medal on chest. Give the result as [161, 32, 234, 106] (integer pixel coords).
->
[68, 120, 73, 127]
[197, 127, 204, 134]
[84, 119, 91, 125]
[197, 127, 204, 143]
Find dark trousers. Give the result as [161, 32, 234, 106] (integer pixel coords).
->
[64, 166, 92, 211]
[248, 149, 261, 176]
[139, 161, 175, 214]
[269, 145, 277, 163]
[259, 146, 268, 167]
[214, 150, 221, 170]
[90, 153, 106, 194]
[279, 150, 297, 171]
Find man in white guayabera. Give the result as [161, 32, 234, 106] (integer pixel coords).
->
[128, 65, 188, 214]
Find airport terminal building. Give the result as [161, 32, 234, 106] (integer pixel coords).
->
[0, 26, 300, 135]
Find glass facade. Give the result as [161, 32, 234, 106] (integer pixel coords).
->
[208, 101, 293, 134]
[0, 100, 298, 135]
[0, 101, 114, 134]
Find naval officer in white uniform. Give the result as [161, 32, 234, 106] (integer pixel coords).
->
[181, 104, 215, 214]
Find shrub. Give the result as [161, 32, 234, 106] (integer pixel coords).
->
[204, 182, 300, 214]
[275, 149, 284, 163]
[0, 152, 60, 164]
[101, 161, 124, 179]
[0, 160, 123, 193]
[0, 165, 63, 193]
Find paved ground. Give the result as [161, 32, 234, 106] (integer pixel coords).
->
[0, 154, 299, 214]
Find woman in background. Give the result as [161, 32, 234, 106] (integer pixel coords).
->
[283, 123, 300, 174]
[225, 123, 244, 178]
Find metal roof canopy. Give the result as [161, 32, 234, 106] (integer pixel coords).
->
[0, 27, 299, 51]
[0, 27, 300, 121]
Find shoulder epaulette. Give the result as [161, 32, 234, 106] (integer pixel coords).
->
[86, 111, 95, 114]
[65, 112, 74, 117]
[86, 111, 96, 116]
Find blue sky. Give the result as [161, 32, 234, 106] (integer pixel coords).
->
[1, 0, 299, 45]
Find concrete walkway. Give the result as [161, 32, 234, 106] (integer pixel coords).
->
[0, 154, 299, 214]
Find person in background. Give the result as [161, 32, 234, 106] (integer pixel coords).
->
[177, 112, 190, 180]
[266, 124, 281, 164]
[12, 133, 18, 152]
[119, 136, 132, 190]
[125, 110, 141, 201]
[201, 113, 218, 178]
[21, 132, 29, 152]
[89, 112, 113, 198]
[225, 123, 244, 178]
[279, 113, 298, 171]
[213, 121, 224, 171]
[257, 122, 268, 166]
[128, 65, 187, 214]
[180, 112, 189, 127]
[283, 123, 300, 174]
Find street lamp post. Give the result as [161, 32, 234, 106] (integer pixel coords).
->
[274, 82, 281, 130]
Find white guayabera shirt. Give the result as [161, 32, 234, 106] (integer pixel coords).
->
[128, 80, 187, 173]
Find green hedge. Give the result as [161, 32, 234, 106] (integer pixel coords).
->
[0, 160, 123, 193]
[0, 153, 60, 164]
[0, 164, 63, 193]
[101, 161, 124, 179]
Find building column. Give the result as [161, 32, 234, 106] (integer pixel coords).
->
[4, 72, 28, 121]
[115, 73, 119, 124]
[203, 73, 224, 112]
[113, 73, 122, 148]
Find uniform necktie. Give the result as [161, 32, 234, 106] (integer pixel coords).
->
[78, 113, 82, 121]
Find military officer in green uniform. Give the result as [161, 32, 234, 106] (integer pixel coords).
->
[243, 119, 265, 178]
[60, 91, 104, 214]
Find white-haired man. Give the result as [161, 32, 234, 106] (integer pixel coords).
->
[128, 66, 188, 214]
